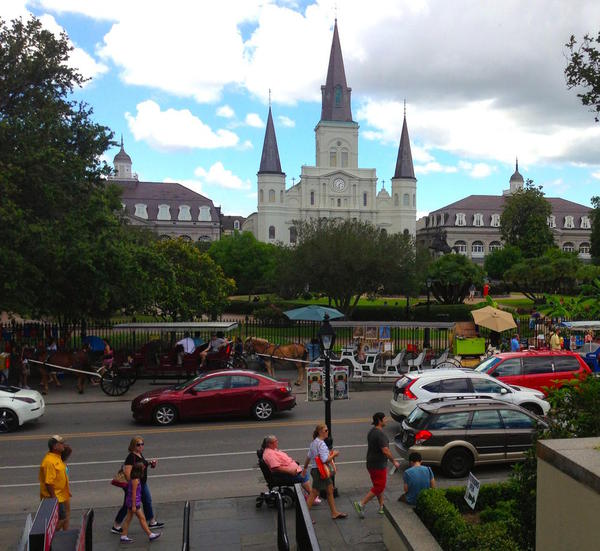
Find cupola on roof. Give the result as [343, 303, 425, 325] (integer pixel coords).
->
[114, 135, 132, 164]
[510, 158, 524, 183]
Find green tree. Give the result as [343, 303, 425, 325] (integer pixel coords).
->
[291, 219, 413, 315]
[426, 254, 484, 304]
[500, 180, 554, 258]
[565, 32, 600, 122]
[483, 245, 523, 281]
[0, 17, 137, 322]
[208, 231, 279, 295]
[590, 195, 600, 264]
[149, 238, 234, 321]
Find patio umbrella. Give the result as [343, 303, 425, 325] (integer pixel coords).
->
[82, 335, 106, 352]
[284, 305, 345, 322]
[471, 306, 517, 332]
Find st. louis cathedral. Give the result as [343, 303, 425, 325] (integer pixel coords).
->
[243, 21, 417, 244]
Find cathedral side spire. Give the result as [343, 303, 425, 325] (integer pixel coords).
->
[320, 20, 353, 122]
[258, 106, 284, 175]
[393, 112, 415, 179]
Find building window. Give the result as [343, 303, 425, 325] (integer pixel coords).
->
[268, 189, 275, 203]
[473, 213, 484, 226]
[562, 242, 575, 252]
[157, 204, 171, 220]
[198, 235, 211, 242]
[579, 242, 590, 255]
[454, 240, 467, 254]
[564, 215, 574, 229]
[489, 241, 502, 252]
[403, 193, 409, 206]
[491, 213, 500, 227]
[335, 85, 342, 106]
[179, 235, 192, 241]
[233, 220, 240, 230]
[436, 214, 442, 225]
[472, 241, 485, 256]
[280, 190, 283, 203]
[337, 198, 341, 207]
[394, 194, 399, 206]
[259, 189, 264, 202]
[581, 216, 591, 229]
[178, 205, 191, 221]
[413, 194, 416, 207]
[159, 234, 170, 240]
[455, 213, 466, 226]
[198, 206, 211, 221]
[134, 203, 148, 219]
[330, 151, 337, 167]
[289, 226, 297, 244]
[363, 192, 368, 207]
[547, 215, 556, 228]
[341, 150, 348, 167]
[268, 226, 275, 240]
[310, 191, 315, 205]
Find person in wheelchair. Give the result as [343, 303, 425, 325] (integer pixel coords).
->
[261, 435, 320, 502]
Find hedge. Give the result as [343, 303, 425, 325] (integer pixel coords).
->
[415, 484, 520, 551]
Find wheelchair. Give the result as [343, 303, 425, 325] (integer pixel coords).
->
[255, 448, 297, 509]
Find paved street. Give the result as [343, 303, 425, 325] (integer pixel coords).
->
[0, 371, 512, 549]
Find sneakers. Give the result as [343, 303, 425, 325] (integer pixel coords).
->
[120, 536, 134, 544]
[378, 507, 385, 515]
[314, 496, 322, 505]
[353, 501, 365, 519]
[148, 521, 164, 528]
[149, 533, 161, 542]
[111, 526, 123, 534]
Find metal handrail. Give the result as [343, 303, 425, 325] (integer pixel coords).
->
[182, 501, 191, 551]
[273, 491, 290, 551]
[294, 483, 320, 551]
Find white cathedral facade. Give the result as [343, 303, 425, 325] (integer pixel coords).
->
[243, 21, 417, 244]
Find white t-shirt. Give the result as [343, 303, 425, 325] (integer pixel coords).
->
[177, 337, 195, 354]
[307, 437, 329, 469]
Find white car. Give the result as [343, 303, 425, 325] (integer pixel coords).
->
[389, 369, 550, 421]
[0, 385, 45, 432]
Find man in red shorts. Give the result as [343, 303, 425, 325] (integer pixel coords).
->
[354, 412, 399, 517]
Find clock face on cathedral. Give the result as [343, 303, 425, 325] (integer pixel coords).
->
[332, 178, 346, 192]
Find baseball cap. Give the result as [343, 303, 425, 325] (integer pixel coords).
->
[51, 434, 65, 443]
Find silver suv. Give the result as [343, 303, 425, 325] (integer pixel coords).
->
[389, 368, 550, 421]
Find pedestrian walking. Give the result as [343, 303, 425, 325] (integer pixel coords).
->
[112, 436, 164, 535]
[353, 412, 399, 518]
[39, 435, 71, 530]
[398, 452, 436, 505]
[303, 424, 347, 520]
[119, 464, 161, 544]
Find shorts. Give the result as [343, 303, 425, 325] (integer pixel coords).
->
[368, 467, 387, 496]
[290, 470, 310, 484]
[58, 501, 67, 520]
[310, 468, 332, 491]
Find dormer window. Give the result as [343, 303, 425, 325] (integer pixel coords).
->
[233, 220, 240, 230]
[134, 203, 148, 219]
[455, 213, 466, 226]
[198, 206, 211, 221]
[473, 213, 484, 227]
[581, 216, 591, 229]
[547, 215, 556, 228]
[157, 204, 171, 220]
[178, 205, 191, 221]
[564, 215, 574, 229]
[491, 214, 500, 227]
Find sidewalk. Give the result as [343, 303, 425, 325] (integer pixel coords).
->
[3, 493, 388, 551]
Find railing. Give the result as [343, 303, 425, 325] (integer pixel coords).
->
[273, 491, 290, 551]
[182, 500, 191, 551]
[294, 483, 320, 551]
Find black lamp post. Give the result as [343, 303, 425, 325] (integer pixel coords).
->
[317, 314, 336, 447]
[426, 278, 432, 314]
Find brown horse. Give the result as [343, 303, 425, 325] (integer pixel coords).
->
[24, 347, 93, 394]
[244, 337, 308, 386]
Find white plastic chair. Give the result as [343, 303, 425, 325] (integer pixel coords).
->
[430, 348, 449, 368]
[407, 349, 427, 371]
[384, 349, 406, 370]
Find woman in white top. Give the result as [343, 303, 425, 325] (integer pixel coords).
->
[303, 424, 347, 519]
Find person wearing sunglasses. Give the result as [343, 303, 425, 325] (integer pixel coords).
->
[112, 436, 164, 535]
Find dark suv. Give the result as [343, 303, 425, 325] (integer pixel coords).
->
[394, 397, 548, 478]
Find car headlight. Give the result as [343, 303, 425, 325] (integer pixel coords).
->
[140, 397, 154, 405]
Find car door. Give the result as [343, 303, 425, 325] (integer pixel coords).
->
[179, 375, 230, 419]
[220, 375, 260, 414]
[466, 409, 506, 462]
[471, 377, 512, 404]
[550, 355, 584, 388]
[499, 408, 538, 459]
[489, 358, 523, 386]
[521, 357, 554, 393]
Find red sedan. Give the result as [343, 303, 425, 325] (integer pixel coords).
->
[131, 370, 296, 425]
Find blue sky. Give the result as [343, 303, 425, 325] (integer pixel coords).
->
[3, 0, 600, 218]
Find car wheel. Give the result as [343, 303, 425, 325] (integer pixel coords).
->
[521, 403, 543, 416]
[0, 408, 19, 433]
[252, 399, 274, 421]
[153, 404, 177, 426]
[442, 447, 473, 478]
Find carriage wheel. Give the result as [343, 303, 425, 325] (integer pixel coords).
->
[229, 355, 248, 370]
[100, 370, 131, 396]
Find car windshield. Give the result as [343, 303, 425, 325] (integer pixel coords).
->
[475, 356, 502, 374]
[405, 406, 431, 429]
[0, 385, 20, 394]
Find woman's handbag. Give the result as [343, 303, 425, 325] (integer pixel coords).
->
[111, 467, 128, 488]
[315, 456, 336, 479]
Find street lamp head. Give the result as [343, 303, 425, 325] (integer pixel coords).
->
[318, 314, 336, 352]
[426, 278, 432, 289]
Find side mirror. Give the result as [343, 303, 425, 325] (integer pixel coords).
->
[186, 388, 197, 395]
[500, 387, 508, 394]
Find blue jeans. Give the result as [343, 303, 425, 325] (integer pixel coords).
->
[115, 482, 155, 524]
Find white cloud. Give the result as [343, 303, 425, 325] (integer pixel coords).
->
[194, 162, 251, 190]
[416, 210, 429, 219]
[278, 115, 295, 127]
[125, 100, 239, 151]
[458, 161, 494, 178]
[414, 162, 458, 175]
[216, 105, 235, 118]
[592, 171, 600, 180]
[238, 140, 254, 150]
[245, 113, 264, 127]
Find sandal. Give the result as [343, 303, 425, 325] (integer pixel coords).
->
[332, 513, 348, 519]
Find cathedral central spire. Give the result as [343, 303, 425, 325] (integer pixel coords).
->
[394, 111, 415, 179]
[258, 106, 283, 175]
[320, 20, 353, 122]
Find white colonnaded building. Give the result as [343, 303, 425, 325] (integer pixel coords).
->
[243, 21, 417, 244]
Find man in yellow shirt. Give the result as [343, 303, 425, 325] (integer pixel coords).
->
[550, 329, 562, 351]
[39, 435, 71, 530]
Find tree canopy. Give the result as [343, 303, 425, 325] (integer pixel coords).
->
[590, 195, 600, 264]
[483, 245, 523, 281]
[500, 180, 554, 258]
[565, 32, 600, 122]
[426, 253, 484, 304]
